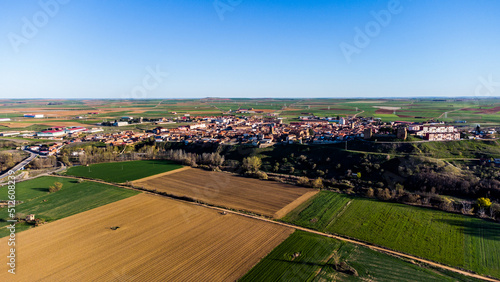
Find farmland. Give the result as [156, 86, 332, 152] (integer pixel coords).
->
[65, 160, 183, 182]
[282, 191, 500, 279]
[1, 98, 499, 133]
[241, 230, 483, 282]
[0, 194, 293, 281]
[0, 176, 139, 237]
[132, 168, 318, 218]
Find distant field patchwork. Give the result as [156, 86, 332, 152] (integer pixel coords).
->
[65, 160, 183, 182]
[132, 168, 318, 218]
[0, 194, 293, 281]
[282, 191, 500, 279]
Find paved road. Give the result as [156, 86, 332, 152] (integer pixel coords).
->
[54, 161, 67, 173]
[51, 174, 500, 282]
[0, 151, 37, 180]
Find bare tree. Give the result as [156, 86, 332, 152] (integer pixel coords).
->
[461, 201, 472, 214]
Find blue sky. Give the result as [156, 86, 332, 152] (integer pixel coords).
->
[1, 0, 499, 99]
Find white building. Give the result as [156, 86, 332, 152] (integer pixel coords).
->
[65, 127, 87, 134]
[24, 114, 44, 118]
[425, 132, 461, 141]
[189, 123, 206, 130]
[89, 127, 104, 133]
[0, 132, 19, 137]
[113, 122, 129, 127]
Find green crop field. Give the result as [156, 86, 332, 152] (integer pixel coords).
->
[282, 191, 500, 279]
[65, 160, 183, 182]
[241, 230, 482, 282]
[0, 176, 139, 237]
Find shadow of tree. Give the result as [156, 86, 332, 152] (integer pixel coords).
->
[31, 187, 50, 192]
[436, 218, 500, 241]
[272, 259, 326, 268]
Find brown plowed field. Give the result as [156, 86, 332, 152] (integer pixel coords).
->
[0, 194, 293, 281]
[0, 123, 34, 128]
[460, 106, 500, 114]
[476, 106, 500, 114]
[133, 168, 316, 218]
[375, 109, 395, 114]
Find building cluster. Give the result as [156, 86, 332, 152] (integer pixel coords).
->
[98, 131, 155, 146]
[3, 115, 497, 153]
[26, 142, 64, 156]
[35, 127, 103, 138]
[150, 115, 464, 145]
[408, 124, 461, 141]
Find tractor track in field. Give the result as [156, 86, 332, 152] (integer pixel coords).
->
[49, 173, 500, 282]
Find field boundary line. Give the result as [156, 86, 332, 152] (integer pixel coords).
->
[273, 190, 319, 219]
[325, 200, 352, 230]
[54, 174, 499, 282]
[129, 166, 190, 184]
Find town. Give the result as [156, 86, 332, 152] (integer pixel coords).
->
[2, 113, 497, 157]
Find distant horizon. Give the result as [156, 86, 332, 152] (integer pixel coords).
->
[2, 96, 500, 101]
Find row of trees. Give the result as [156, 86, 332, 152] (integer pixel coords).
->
[0, 152, 25, 172]
[162, 149, 225, 168]
[362, 186, 500, 221]
[29, 156, 57, 169]
[404, 168, 500, 201]
[0, 140, 18, 149]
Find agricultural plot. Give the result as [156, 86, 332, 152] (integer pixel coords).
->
[283, 191, 500, 279]
[132, 168, 317, 218]
[65, 160, 183, 183]
[0, 194, 293, 281]
[0, 176, 139, 237]
[241, 230, 482, 282]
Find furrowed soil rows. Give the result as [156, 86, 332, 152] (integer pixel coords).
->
[0, 194, 293, 281]
[133, 168, 316, 218]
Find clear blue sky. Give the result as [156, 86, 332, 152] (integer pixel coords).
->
[1, 0, 499, 99]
